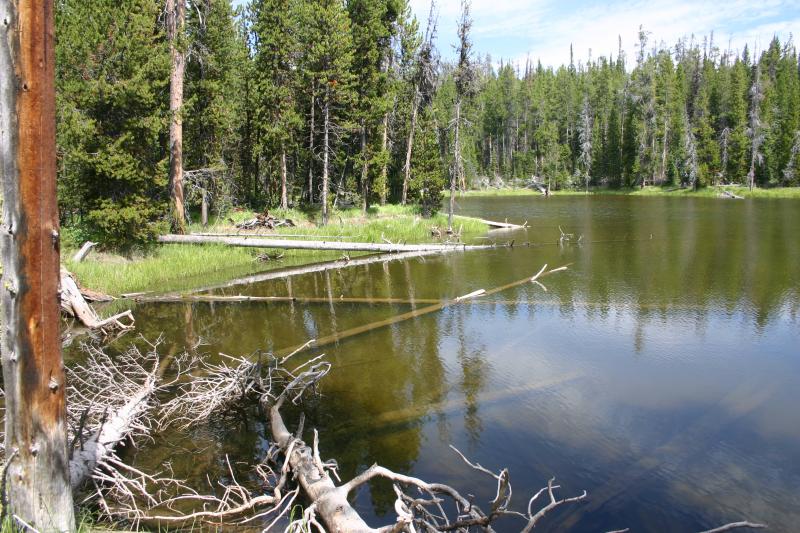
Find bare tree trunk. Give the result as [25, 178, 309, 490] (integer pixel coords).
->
[200, 189, 208, 226]
[308, 87, 315, 203]
[167, 0, 186, 233]
[0, 1, 76, 529]
[322, 92, 330, 226]
[449, 99, 461, 231]
[660, 117, 668, 184]
[280, 142, 288, 210]
[360, 122, 369, 213]
[401, 92, 419, 205]
[378, 111, 389, 205]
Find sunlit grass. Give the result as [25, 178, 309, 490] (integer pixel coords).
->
[66, 204, 489, 296]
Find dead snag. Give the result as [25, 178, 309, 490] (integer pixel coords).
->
[0, 0, 76, 528]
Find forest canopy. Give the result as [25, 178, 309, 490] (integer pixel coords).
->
[54, 0, 800, 248]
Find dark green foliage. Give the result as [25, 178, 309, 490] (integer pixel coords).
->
[56, 0, 170, 249]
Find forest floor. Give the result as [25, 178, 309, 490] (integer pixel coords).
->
[463, 185, 800, 198]
[64, 204, 487, 297]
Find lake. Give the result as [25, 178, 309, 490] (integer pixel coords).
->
[86, 195, 800, 531]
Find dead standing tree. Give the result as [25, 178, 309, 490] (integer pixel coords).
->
[448, 0, 477, 232]
[0, 0, 76, 528]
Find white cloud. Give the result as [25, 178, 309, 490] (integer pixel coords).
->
[411, 0, 800, 68]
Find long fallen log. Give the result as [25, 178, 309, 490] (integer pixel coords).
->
[158, 234, 496, 252]
[472, 217, 528, 229]
[276, 264, 568, 358]
[141, 249, 455, 299]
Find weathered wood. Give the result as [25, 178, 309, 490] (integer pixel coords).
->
[68, 371, 156, 490]
[276, 265, 567, 358]
[0, 0, 76, 528]
[158, 233, 496, 252]
[474, 217, 528, 229]
[72, 240, 98, 262]
[60, 270, 134, 331]
[720, 190, 744, 200]
[149, 250, 450, 298]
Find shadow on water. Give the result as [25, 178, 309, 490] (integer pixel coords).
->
[66, 196, 800, 532]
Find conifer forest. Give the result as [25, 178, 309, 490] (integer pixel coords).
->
[55, 0, 800, 246]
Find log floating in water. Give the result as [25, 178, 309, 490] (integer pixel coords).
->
[473, 217, 528, 229]
[720, 190, 744, 199]
[158, 233, 496, 252]
[60, 269, 134, 331]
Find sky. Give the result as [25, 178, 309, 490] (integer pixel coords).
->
[233, 0, 800, 69]
[413, 0, 800, 68]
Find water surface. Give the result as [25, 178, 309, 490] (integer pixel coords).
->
[82, 196, 800, 531]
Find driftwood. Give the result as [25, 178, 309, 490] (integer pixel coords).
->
[72, 240, 98, 262]
[235, 210, 296, 230]
[720, 190, 744, 199]
[473, 217, 528, 230]
[276, 264, 568, 358]
[158, 234, 496, 253]
[60, 269, 134, 331]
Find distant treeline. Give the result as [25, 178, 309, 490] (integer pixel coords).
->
[54, 0, 800, 246]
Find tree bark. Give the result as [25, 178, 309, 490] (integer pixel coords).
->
[321, 91, 330, 225]
[449, 99, 461, 231]
[167, 0, 186, 234]
[401, 93, 419, 205]
[0, 0, 76, 529]
[360, 122, 369, 212]
[280, 142, 288, 210]
[378, 111, 389, 205]
[200, 188, 208, 227]
[308, 88, 315, 203]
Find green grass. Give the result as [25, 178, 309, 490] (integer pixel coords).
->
[463, 185, 800, 198]
[66, 204, 489, 297]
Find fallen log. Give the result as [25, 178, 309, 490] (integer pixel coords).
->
[472, 217, 528, 229]
[158, 234, 496, 253]
[276, 264, 569, 358]
[720, 190, 744, 199]
[60, 269, 134, 331]
[72, 240, 98, 262]
[141, 249, 460, 300]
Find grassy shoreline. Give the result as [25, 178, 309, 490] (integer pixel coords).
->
[461, 185, 800, 199]
[65, 205, 488, 297]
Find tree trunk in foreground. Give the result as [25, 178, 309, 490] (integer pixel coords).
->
[167, 0, 186, 233]
[0, 0, 76, 529]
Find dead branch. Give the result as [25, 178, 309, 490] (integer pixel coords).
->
[698, 521, 767, 533]
[71, 241, 97, 262]
[60, 269, 134, 332]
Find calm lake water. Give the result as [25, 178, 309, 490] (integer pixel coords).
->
[84, 196, 800, 531]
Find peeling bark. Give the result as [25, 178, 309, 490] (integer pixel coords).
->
[0, 0, 76, 528]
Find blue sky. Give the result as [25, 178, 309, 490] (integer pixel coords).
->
[235, 0, 799, 68]
[418, 0, 800, 68]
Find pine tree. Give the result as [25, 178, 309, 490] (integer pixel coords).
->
[56, 0, 169, 249]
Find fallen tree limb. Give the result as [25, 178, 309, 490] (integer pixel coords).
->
[60, 269, 134, 332]
[158, 234, 497, 253]
[276, 264, 570, 358]
[72, 241, 98, 262]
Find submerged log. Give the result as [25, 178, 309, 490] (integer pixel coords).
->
[158, 233, 495, 252]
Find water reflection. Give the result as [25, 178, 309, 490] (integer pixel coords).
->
[67, 197, 800, 531]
